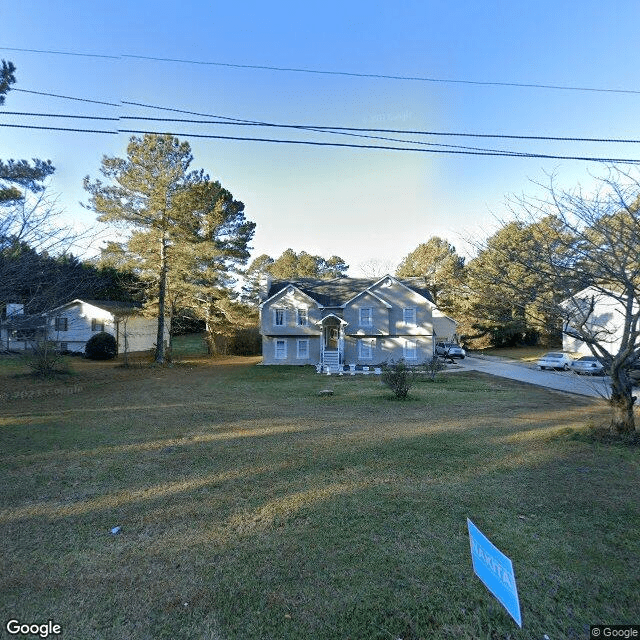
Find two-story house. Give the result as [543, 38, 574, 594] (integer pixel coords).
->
[259, 275, 457, 366]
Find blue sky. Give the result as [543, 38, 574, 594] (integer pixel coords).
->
[2, 0, 640, 274]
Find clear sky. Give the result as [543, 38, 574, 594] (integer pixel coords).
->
[2, 0, 640, 275]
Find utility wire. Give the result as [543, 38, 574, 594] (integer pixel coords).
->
[1, 111, 118, 121]
[0, 110, 584, 155]
[5, 107, 640, 144]
[11, 88, 120, 107]
[121, 101, 640, 144]
[7, 107, 640, 156]
[2, 45, 639, 95]
[3, 121, 638, 163]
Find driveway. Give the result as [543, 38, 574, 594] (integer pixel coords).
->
[458, 354, 611, 398]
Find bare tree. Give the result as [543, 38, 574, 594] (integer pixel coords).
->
[471, 166, 640, 434]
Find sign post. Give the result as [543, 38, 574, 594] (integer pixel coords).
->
[467, 518, 522, 627]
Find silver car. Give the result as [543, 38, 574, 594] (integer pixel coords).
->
[435, 342, 466, 359]
[537, 352, 573, 370]
[569, 356, 605, 375]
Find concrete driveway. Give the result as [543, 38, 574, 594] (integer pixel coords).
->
[457, 354, 611, 398]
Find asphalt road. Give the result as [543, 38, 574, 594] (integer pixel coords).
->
[458, 355, 611, 398]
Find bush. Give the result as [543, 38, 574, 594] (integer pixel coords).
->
[29, 340, 69, 377]
[85, 332, 117, 360]
[381, 359, 416, 399]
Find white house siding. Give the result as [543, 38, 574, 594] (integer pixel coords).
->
[48, 302, 114, 352]
[562, 288, 635, 356]
[260, 286, 322, 364]
[260, 276, 458, 366]
[432, 314, 457, 342]
[265, 336, 320, 365]
[48, 301, 168, 354]
[118, 316, 165, 353]
[343, 291, 390, 336]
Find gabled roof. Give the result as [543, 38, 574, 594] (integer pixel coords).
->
[259, 283, 322, 309]
[264, 276, 435, 307]
[47, 299, 143, 316]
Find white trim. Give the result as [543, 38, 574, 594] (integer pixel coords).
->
[403, 307, 416, 326]
[273, 307, 286, 326]
[275, 339, 287, 360]
[343, 288, 392, 309]
[315, 313, 349, 326]
[359, 307, 373, 327]
[404, 338, 418, 360]
[296, 338, 309, 359]
[359, 338, 374, 359]
[258, 283, 322, 309]
[369, 274, 436, 306]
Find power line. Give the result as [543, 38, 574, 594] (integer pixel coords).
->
[3, 121, 638, 163]
[2, 45, 639, 96]
[12, 88, 120, 107]
[0, 109, 582, 156]
[0, 46, 119, 59]
[121, 101, 640, 145]
[1, 111, 118, 121]
[0, 123, 116, 135]
[123, 54, 640, 96]
[5, 106, 640, 144]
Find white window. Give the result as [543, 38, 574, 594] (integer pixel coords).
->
[297, 339, 309, 359]
[275, 339, 287, 360]
[359, 338, 374, 359]
[404, 339, 417, 360]
[359, 307, 373, 327]
[274, 308, 285, 326]
[91, 318, 105, 332]
[54, 317, 68, 331]
[403, 308, 416, 326]
[296, 308, 308, 326]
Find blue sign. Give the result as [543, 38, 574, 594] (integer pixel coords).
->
[467, 518, 522, 627]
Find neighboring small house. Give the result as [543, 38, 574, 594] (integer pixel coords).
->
[259, 275, 457, 366]
[562, 286, 637, 356]
[1, 299, 168, 354]
[0, 304, 47, 351]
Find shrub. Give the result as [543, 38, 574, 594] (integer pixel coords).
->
[29, 340, 69, 377]
[85, 332, 117, 360]
[424, 355, 445, 381]
[381, 359, 416, 399]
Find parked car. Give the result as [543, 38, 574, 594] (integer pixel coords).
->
[569, 355, 605, 375]
[435, 342, 466, 359]
[537, 352, 573, 370]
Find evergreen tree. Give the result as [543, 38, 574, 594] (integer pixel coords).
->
[87, 134, 254, 361]
[396, 236, 464, 310]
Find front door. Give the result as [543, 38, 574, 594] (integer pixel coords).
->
[325, 327, 339, 350]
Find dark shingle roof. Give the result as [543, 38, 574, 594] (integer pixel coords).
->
[266, 276, 434, 306]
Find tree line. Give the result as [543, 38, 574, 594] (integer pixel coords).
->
[3, 58, 640, 433]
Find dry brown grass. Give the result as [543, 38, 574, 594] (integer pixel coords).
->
[1, 355, 638, 639]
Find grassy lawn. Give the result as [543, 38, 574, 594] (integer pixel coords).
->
[1, 355, 639, 639]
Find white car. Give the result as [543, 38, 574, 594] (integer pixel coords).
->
[435, 342, 466, 359]
[537, 352, 573, 370]
[569, 356, 605, 375]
